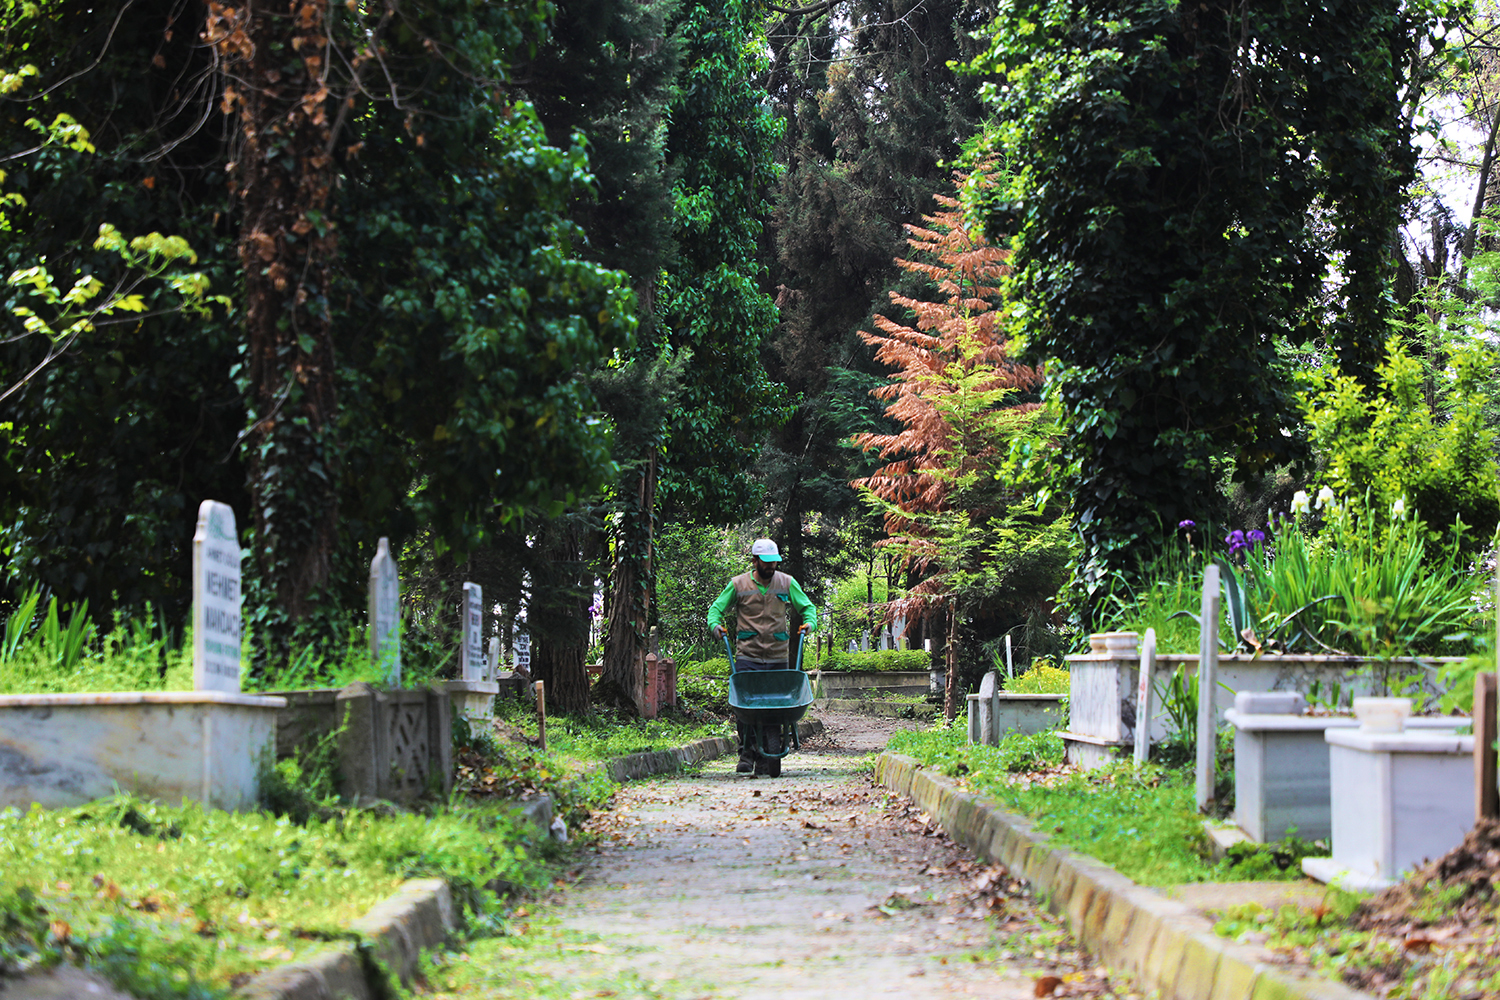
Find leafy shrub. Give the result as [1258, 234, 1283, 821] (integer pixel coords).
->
[1005, 660, 1069, 694]
[1302, 337, 1500, 548]
[676, 657, 729, 711]
[817, 648, 930, 672]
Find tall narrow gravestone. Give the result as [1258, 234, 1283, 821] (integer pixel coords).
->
[461, 583, 484, 682]
[369, 537, 401, 684]
[193, 500, 243, 692]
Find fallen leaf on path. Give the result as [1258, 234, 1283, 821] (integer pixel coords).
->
[1033, 975, 1062, 997]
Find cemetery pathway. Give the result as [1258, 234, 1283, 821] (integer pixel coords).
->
[421, 713, 1136, 1000]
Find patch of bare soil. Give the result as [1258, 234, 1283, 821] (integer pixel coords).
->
[1329, 819, 1500, 998]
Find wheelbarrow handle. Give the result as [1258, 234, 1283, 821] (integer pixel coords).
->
[723, 631, 736, 674]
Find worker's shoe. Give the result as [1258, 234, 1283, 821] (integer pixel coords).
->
[736, 751, 754, 774]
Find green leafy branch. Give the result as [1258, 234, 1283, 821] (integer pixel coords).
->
[1, 224, 230, 405]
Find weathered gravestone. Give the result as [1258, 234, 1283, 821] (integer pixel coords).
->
[462, 582, 484, 682]
[514, 631, 531, 674]
[488, 636, 500, 683]
[193, 499, 243, 692]
[369, 537, 401, 684]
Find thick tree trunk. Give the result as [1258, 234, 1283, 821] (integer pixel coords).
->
[534, 516, 593, 715]
[206, 0, 341, 661]
[598, 457, 656, 714]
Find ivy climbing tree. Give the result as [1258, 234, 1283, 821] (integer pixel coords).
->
[971, 0, 1434, 611]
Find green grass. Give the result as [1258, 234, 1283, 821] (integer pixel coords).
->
[490, 699, 731, 767]
[0, 792, 561, 997]
[887, 721, 1309, 886]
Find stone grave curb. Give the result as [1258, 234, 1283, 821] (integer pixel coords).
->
[236, 877, 456, 1000]
[236, 721, 824, 999]
[873, 752, 1375, 1000]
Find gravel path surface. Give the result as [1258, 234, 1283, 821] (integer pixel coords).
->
[421, 712, 1135, 1000]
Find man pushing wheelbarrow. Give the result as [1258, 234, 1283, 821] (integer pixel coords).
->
[707, 539, 817, 777]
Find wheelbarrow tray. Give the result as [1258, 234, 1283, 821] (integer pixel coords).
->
[728, 670, 813, 727]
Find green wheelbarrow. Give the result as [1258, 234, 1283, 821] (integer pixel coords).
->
[723, 630, 814, 779]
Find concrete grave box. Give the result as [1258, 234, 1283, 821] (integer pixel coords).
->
[1228, 691, 1467, 843]
[0, 499, 285, 811]
[1303, 727, 1475, 890]
[0, 690, 285, 811]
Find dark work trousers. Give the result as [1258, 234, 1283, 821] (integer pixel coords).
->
[735, 657, 787, 758]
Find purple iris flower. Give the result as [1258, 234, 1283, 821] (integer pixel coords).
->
[1178, 519, 1196, 529]
[1247, 529, 1266, 546]
[1225, 529, 1247, 555]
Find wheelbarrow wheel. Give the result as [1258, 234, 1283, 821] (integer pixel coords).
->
[764, 754, 781, 778]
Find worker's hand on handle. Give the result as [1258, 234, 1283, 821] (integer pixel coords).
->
[798, 624, 811, 635]
[712, 624, 725, 641]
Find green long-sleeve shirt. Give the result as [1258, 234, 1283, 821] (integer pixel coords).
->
[706, 574, 818, 635]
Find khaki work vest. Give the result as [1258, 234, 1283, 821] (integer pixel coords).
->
[730, 570, 797, 662]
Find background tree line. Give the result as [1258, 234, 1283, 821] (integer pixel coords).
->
[3, 0, 1497, 710]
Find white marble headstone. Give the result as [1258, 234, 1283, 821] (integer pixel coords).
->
[514, 632, 531, 671]
[368, 537, 401, 684]
[192, 500, 242, 692]
[461, 582, 484, 682]
[488, 636, 500, 682]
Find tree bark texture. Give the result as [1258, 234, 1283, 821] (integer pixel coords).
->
[530, 516, 594, 715]
[204, 0, 341, 649]
[599, 456, 656, 714]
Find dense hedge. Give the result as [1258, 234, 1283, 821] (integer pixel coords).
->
[815, 648, 932, 673]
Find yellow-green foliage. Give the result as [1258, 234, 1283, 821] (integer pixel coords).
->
[1006, 660, 1069, 694]
[1301, 337, 1499, 543]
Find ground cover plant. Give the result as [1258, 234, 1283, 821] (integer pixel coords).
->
[887, 722, 1313, 886]
[487, 699, 730, 766]
[0, 793, 559, 997]
[1004, 660, 1069, 694]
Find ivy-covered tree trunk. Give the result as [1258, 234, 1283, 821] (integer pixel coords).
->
[205, 0, 341, 662]
[529, 516, 595, 715]
[599, 456, 656, 713]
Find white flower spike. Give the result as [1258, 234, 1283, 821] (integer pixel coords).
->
[1315, 486, 1336, 511]
[1392, 496, 1406, 518]
[1290, 490, 1310, 516]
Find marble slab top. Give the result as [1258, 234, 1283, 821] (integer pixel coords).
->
[1325, 727, 1474, 753]
[437, 680, 500, 694]
[1227, 709, 1469, 733]
[0, 690, 287, 709]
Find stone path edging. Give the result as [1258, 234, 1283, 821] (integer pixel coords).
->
[237, 719, 824, 999]
[874, 752, 1374, 1000]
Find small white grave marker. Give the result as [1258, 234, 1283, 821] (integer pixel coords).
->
[369, 537, 401, 684]
[1195, 564, 1222, 811]
[461, 582, 484, 682]
[192, 500, 242, 692]
[488, 636, 500, 682]
[514, 631, 531, 671]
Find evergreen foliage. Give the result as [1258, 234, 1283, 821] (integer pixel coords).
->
[971, 0, 1432, 610]
[852, 189, 1070, 645]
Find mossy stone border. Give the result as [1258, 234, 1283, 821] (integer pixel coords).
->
[872, 752, 1374, 1000]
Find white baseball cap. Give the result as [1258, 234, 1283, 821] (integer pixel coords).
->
[750, 538, 781, 562]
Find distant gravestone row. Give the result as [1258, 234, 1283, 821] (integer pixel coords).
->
[191, 507, 505, 689]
